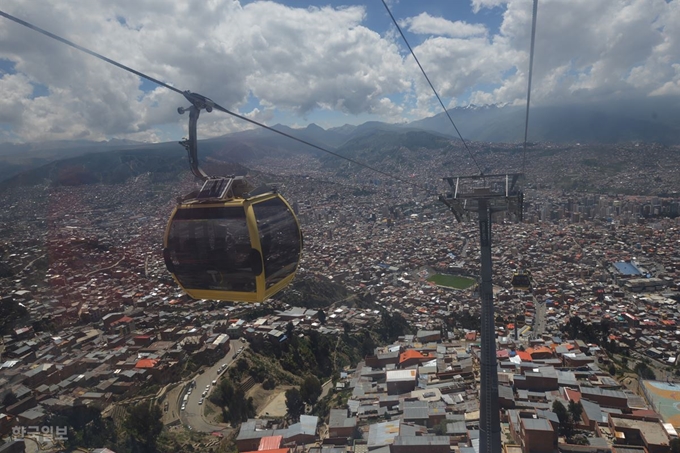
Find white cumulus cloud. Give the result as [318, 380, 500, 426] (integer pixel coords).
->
[1, 0, 680, 141]
[400, 12, 487, 38]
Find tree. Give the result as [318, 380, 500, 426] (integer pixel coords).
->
[47, 406, 115, 450]
[378, 311, 411, 342]
[565, 315, 582, 340]
[635, 362, 657, 380]
[571, 434, 589, 446]
[433, 420, 448, 436]
[568, 400, 583, 425]
[2, 391, 18, 407]
[670, 437, 680, 453]
[608, 364, 617, 376]
[317, 310, 326, 325]
[211, 380, 235, 407]
[552, 400, 574, 439]
[236, 358, 249, 373]
[300, 375, 322, 405]
[124, 402, 163, 452]
[361, 331, 376, 357]
[285, 388, 304, 422]
[552, 400, 569, 425]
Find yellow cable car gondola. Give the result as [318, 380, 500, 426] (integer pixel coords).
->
[162, 93, 302, 302]
[511, 269, 532, 291]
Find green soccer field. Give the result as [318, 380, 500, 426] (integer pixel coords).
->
[427, 274, 476, 289]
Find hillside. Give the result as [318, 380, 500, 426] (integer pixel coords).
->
[412, 98, 680, 144]
[0, 145, 251, 190]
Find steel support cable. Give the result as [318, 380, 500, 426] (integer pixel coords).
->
[380, 0, 484, 177]
[0, 11, 184, 97]
[522, 0, 539, 176]
[0, 9, 437, 196]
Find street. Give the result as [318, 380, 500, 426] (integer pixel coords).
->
[178, 338, 247, 433]
[532, 296, 546, 340]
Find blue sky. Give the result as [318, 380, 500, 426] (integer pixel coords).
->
[0, 0, 678, 142]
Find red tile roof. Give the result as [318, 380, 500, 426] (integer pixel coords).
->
[399, 350, 426, 364]
[517, 351, 533, 362]
[564, 388, 581, 403]
[258, 435, 283, 451]
[528, 346, 553, 357]
[135, 358, 159, 369]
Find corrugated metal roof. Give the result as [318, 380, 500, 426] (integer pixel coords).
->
[367, 420, 400, 447]
[299, 415, 318, 435]
[521, 418, 553, 432]
[403, 407, 428, 420]
[392, 435, 449, 446]
[386, 369, 417, 382]
[329, 409, 356, 428]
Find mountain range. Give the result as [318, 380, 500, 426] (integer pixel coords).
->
[1, 97, 679, 186]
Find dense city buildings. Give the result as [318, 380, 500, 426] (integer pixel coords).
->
[0, 142, 680, 452]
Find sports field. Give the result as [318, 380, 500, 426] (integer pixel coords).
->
[427, 274, 476, 289]
[642, 380, 680, 427]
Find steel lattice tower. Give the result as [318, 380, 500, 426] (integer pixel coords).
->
[440, 174, 523, 453]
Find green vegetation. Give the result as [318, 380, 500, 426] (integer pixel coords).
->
[551, 400, 585, 443]
[444, 310, 481, 332]
[243, 309, 411, 410]
[427, 274, 476, 289]
[2, 391, 17, 407]
[671, 437, 680, 453]
[123, 402, 164, 452]
[635, 361, 657, 380]
[568, 399, 584, 423]
[377, 311, 412, 343]
[563, 316, 613, 346]
[0, 298, 28, 335]
[552, 400, 574, 439]
[277, 274, 354, 308]
[285, 388, 305, 422]
[48, 403, 171, 452]
[300, 375, 322, 405]
[209, 379, 256, 426]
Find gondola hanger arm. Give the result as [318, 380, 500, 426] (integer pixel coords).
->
[178, 91, 216, 181]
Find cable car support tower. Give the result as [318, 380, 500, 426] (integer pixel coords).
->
[440, 175, 524, 453]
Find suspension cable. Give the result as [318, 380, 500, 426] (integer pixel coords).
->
[522, 0, 539, 176]
[0, 11, 184, 98]
[380, 0, 483, 176]
[0, 9, 437, 195]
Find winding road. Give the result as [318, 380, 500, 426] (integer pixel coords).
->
[178, 339, 247, 433]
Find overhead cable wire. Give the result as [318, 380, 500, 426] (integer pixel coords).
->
[0, 9, 437, 195]
[0, 11, 184, 97]
[380, 0, 483, 176]
[522, 0, 539, 176]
